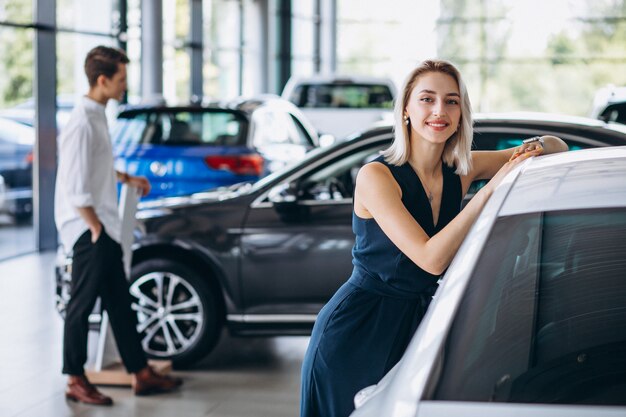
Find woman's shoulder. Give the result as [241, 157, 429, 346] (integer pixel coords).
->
[358, 157, 396, 185]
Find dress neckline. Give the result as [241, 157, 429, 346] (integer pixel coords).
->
[404, 161, 446, 231]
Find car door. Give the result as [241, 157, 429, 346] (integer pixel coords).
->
[422, 208, 626, 415]
[239, 138, 390, 316]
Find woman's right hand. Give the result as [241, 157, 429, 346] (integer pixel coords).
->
[482, 147, 543, 195]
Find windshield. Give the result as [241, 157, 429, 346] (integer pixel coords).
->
[113, 110, 246, 147]
[289, 83, 394, 109]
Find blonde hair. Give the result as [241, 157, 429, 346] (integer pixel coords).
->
[382, 59, 473, 175]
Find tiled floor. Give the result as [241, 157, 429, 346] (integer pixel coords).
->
[0, 252, 309, 417]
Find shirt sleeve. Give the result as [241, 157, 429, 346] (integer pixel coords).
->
[58, 122, 95, 207]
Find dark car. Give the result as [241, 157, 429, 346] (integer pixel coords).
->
[112, 96, 320, 200]
[0, 117, 34, 220]
[56, 113, 626, 366]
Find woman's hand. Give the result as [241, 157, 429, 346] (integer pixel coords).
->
[509, 141, 544, 161]
[483, 146, 543, 194]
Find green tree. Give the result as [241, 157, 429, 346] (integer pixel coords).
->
[0, 1, 34, 107]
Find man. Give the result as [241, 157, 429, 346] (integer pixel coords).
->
[55, 46, 182, 406]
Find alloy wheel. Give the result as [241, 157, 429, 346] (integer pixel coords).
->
[130, 271, 204, 358]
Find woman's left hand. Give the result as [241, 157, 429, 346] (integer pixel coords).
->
[509, 141, 544, 161]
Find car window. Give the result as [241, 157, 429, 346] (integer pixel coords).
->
[111, 113, 148, 146]
[431, 208, 626, 405]
[289, 144, 384, 202]
[115, 111, 245, 147]
[465, 133, 588, 200]
[599, 102, 626, 124]
[289, 84, 394, 109]
[472, 133, 585, 152]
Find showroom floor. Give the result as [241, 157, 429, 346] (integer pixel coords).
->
[0, 252, 309, 417]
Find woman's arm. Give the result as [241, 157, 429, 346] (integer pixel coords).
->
[468, 135, 569, 183]
[355, 154, 536, 276]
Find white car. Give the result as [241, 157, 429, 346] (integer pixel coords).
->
[282, 75, 396, 143]
[352, 147, 626, 417]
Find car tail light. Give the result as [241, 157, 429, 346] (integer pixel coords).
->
[25, 151, 33, 164]
[204, 154, 264, 176]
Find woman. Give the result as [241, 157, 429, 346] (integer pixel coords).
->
[300, 59, 568, 417]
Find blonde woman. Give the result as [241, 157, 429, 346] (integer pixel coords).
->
[300, 59, 568, 417]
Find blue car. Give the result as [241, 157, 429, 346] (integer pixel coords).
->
[112, 96, 320, 200]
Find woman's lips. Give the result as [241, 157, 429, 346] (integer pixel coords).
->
[426, 121, 449, 131]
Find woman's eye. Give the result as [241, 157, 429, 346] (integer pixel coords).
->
[447, 99, 459, 105]
[420, 97, 433, 103]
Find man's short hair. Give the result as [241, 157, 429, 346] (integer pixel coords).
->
[84, 46, 130, 87]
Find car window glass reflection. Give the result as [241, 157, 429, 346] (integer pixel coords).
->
[265, 145, 383, 203]
[432, 208, 626, 405]
[297, 147, 383, 201]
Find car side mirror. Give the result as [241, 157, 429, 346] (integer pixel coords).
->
[268, 183, 306, 220]
[268, 182, 298, 205]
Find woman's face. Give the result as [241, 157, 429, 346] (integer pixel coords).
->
[404, 71, 461, 145]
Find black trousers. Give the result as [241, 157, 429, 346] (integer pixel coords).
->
[62, 227, 147, 375]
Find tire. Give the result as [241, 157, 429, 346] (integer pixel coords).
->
[129, 258, 222, 367]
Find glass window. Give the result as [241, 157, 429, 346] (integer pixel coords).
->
[472, 133, 585, 152]
[0, 0, 34, 25]
[293, 143, 384, 202]
[600, 102, 626, 124]
[163, 0, 190, 104]
[289, 84, 394, 109]
[203, 0, 241, 98]
[0, 23, 35, 259]
[119, 111, 245, 147]
[111, 113, 148, 147]
[57, 0, 114, 33]
[432, 208, 626, 405]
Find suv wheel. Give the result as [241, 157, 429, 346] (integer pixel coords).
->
[129, 259, 222, 367]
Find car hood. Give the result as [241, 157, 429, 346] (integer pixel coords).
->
[136, 183, 254, 218]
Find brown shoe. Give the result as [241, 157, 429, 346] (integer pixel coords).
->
[133, 366, 183, 396]
[65, 375, 113, 406]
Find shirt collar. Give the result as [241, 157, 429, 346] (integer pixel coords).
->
[81, 95, 107, 114]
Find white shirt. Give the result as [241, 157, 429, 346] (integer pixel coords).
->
[55, 96, 121, 251]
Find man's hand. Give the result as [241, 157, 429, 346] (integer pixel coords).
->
[90, 222, 103, 243]
[127, 175, 152, 197]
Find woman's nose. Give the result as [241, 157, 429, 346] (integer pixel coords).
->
[432, 101, 446, 116]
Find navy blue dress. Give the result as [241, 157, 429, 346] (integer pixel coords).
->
[300, 156, 462, 417]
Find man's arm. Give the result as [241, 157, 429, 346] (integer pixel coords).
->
[76, 206, 103, 243]
[116, 170, 151, 197]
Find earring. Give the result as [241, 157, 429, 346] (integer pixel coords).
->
[403, 115, 410, 125]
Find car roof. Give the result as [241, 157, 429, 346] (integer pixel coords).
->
[118, 95, 297, 117]
[500, 146, 626, 216]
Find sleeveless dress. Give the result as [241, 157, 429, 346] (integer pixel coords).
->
[300, 156, 462, 417]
